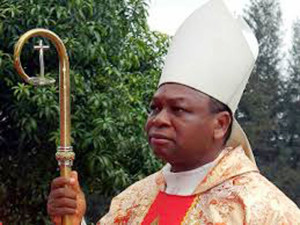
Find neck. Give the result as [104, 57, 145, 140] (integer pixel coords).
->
[170, 144, 224, 172]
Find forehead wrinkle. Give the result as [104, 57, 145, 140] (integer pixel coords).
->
[153, 83, 211, 105]
[152, 92, 208, 107]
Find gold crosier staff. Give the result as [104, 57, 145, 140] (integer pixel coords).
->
[14, 28, 74, 225]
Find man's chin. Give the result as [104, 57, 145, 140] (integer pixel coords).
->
[152, 147, 176, 162]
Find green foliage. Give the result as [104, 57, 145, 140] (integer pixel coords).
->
[0, 0, 169, 224]
[281, 19, 300, 162]
[280, 19, 300, 168]
[240, 0, 283, 154]
[240, 0, 300, 205]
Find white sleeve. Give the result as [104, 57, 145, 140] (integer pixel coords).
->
[81, 218, 87, 225]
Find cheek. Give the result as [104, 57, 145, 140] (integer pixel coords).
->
[144, 117, 152, 133]
[176, 120, 213, 146]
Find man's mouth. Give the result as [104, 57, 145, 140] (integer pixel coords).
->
[149, 133, 173, 145]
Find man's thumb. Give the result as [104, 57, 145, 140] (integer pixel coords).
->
[70, 171, 81, 192]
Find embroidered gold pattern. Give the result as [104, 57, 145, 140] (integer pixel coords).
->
[98, 147, 300, 224]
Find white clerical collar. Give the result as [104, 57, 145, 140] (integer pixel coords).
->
[162, 160, 216, 196]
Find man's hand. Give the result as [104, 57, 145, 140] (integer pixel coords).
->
[47, 171, 86, 225]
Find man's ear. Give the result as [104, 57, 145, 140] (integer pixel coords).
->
[213, 111, 232, 141]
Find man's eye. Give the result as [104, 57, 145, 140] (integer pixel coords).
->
[172, 106, 185, 113]
[148, 105, 159, 114]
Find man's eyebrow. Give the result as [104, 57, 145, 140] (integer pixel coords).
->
[168, 97, 187, 103]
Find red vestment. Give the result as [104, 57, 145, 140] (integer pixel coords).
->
[141, 192, 196, 225]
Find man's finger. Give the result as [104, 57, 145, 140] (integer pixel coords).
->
[49, 197, 77, 209]
[49, 187, 77, 200]
[70, 171, 81, 193]
[51, 176, 71, 190]
[48, 197, 77, 215]
[48, 206, 77, 216]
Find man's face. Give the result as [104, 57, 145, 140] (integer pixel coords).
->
[145, 83, 217, 171]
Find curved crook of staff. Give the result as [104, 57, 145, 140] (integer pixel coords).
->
[14, 28, 74, 225]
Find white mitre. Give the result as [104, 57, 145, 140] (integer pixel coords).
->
[159, 0, 259, 163]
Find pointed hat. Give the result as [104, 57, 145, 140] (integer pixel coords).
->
[159, 0, 259, 163]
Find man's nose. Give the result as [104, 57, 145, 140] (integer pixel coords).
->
[152, 108, 171, 127]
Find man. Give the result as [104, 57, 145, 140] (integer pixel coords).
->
[47, 0, 300, 224]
